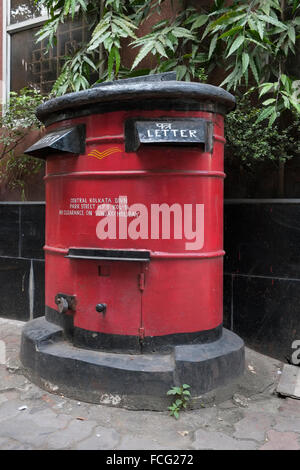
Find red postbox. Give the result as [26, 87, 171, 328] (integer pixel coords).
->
[21, 73, 244, 409]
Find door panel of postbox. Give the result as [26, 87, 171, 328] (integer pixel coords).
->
[141, 257, 223, 337]
[72, 259, 143, 337]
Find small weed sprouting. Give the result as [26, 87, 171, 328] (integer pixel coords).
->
[167, 384, 191, 419]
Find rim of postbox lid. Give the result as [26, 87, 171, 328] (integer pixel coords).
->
[36, 72, 236, 127]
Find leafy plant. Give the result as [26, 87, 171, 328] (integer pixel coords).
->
[35, 0, 208, 94]
[255, 74, 300, 126]
[225, 97, 300, 169]
[0, 88, 46, 200]
[0, 88, 45, 137]
[35, 0, 300, 127]
[0, 155, 44, 201]
[167, 384, 191, 419]
[52, 47, 98, 95]
[186, 0, 300, 125]
[36, 0, 139, 89]
[224, 97, 300, 197]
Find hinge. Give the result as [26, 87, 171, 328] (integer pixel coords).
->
[138, 272, 145, 291]
[138, 327, 145, 340]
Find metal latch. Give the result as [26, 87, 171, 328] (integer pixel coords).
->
[55, 293, 77, 314]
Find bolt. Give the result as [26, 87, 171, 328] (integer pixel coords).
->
[96, 303, 107, 314]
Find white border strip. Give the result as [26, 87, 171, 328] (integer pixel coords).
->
[2, 1, 49, 105]
[6, 14, 49, 33]
[1, 0, 8, 105]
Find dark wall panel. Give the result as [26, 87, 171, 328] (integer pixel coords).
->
[20, 204, 45, 259]
[0, 204, 20, 258]
[224, 201, 300, 279]
[224, 200, 300, 362]
[223, 273, 300, 362]
[0, 203, 45, 322]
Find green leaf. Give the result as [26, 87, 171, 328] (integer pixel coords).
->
[218, 25, 243, 39]
[155, 40, 168, 58]
[290, 99, 300, 114]
[255, 106, 274, 124]
[63, 0, 71, 16]
[115, 48, 121, 76]
[275, 31, 288, 54]
[288, 25, 296, 44]
[191, 15, 208, 30]
[113, 17, 137, 39]
[220, 68, 238, 88]
[167, 389, 178, 395]
[256, 14, 288, 30]
[226, 35, 244, 57]
[91, 21, 110, 41]
[293, 0, 300, 14]
[131, 41, 155, 69]
[242, 51, 249, 74]
[259, 82, 275, 97]
[208, 34, 218, 60]
[107, 47, 116, 80]
[260, 2, 270, 16]
[256, 20, 265, 41]
[262, 98, 276, 105]
[152, 20, 169, 31]
[87, 31, 111, 51]
[268, 110, 278, 126]
[281, 74, 292, 92]
[77, 0, 87, 11]
[171, 27, 195, 39]
[83, 55, 97, 71]
[209, 10, 246, 29]
[249, 55, 259, 84]
[176, 65, 187, 81]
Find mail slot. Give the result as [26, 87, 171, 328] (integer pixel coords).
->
[125, 118, 213, 152]
[21, 73, 245, 409]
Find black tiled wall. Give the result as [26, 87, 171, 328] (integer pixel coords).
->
[224, 200, 300, 361]
[0, 204, 20, 258]
[0, 200, 299, 362]
[0, 203, 45, 321]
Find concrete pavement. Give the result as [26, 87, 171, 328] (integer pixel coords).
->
[0, 317, 299, 450]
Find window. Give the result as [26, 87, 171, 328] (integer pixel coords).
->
[4, 1, 91, 99]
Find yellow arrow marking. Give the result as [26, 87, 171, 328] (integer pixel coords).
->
[88, 147, 122, 161]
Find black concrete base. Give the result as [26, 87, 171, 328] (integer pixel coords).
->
[20, 317, 245, 411]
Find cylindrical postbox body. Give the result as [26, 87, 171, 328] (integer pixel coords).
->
[21, 74, 244, 408]
[30, 75, 234, 352]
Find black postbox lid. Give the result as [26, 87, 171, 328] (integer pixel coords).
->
[36, 72, 236, 127]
